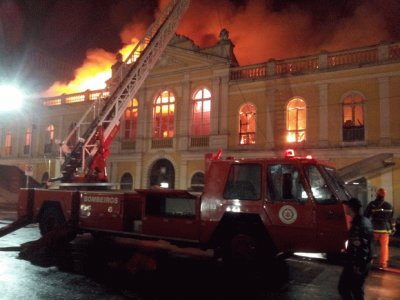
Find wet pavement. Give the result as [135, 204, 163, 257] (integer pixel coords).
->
[1, 220, 400, 300]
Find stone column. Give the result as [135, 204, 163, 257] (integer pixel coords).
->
[135, 156, 143, 189]
[378, 77, 391, 145]
[178, 74, 190, 150]
[211, 77, 221, 135]
[219, 74, 230, 135]
[180, 74, 190, 136]
[318, 83, 329, 147]
[265, 88, 275, 149]
[136, 88, 147, 152]
[179, 159, 188, 189]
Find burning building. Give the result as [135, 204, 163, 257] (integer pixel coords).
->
[0, 0, 399, 217]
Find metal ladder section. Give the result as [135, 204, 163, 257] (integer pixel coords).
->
[58, 0, 190, 182]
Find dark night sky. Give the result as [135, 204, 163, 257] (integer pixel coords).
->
[1, 0, 399, 95]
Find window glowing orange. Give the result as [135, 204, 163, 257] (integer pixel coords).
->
[343, 94, 364, 126]
[46, 124, 55, 142]
[25, 128, 32, 146]
[153, 90, 175, 138]
[239, 103, 256, 145]
[342, 93, 364, 141]
[5, 130, 11, 148]
[124, 98, 138, 139]
[286, 98, 306, 143]
[192, 88, 211, 136]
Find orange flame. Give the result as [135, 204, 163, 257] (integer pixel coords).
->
[42, 39, 139, 97]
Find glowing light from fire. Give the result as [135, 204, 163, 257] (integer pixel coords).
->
[42, 39, 140, 97]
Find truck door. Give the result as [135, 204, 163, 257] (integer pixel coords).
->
[304, 165, 348, 253]
[264, 163, 317, 252]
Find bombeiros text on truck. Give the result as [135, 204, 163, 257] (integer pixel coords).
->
[0, 0, 354, 268]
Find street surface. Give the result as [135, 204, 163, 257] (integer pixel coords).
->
[1, 220, 400, 300]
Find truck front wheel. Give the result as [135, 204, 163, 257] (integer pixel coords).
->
[39, 206, 66, 236]
[227, 234, 257, 263]
[222, 232, 267, 269]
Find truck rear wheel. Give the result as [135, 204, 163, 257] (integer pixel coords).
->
[39, 206, 66, 236]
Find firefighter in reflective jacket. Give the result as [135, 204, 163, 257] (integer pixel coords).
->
[365, 188, 395, 269]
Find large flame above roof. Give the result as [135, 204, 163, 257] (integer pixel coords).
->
[42, 39, 139, 97]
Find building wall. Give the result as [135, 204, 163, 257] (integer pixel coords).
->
[1, 40, 400, 218]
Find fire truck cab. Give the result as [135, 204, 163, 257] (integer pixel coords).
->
[199, 149, 351, 258]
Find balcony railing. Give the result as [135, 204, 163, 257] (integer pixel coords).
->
[3, 146, 12, 156]
[23, 145, 31, 155]
[44, 143, 53, 154]
[151, 138, 173, 149]
[38, 41, 400, 106]
[121, 139, 136, 150]
[42, 89, 110, 107]
[343, 126, 365, 142]
[190, 136, 209, 148]
[230, 41, 400, 81]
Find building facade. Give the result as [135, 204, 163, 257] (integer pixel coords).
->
[1, 31, 399, 217]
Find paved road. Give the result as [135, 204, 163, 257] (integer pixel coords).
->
[1, 221, 400, 300]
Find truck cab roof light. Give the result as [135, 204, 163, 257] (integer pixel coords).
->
[285, 149, 295, 158]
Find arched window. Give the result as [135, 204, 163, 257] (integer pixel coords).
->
[239, 103, 256, 145]
[46, 124, 55, 142]
[190, 172, 205, 192]
[4, 130, 12, 155]
[286, 98, 306, 143]
[153, 90, 175, 138]
[192, 88, 211, 136]
[120, 172, 133, 190]
[24, 127, 32, 155]
[149, 159, 175, 189]
[342, 93, 364, 141]
[124, 98, 138, 139]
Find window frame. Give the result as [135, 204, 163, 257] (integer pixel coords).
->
[239, 103, 256, 145]
[191, 87, 211, 137]
[286, 98, 306, 143]
[124, 98, 138, 140]
[342, 93, 365, 142]
[153, 90, 175, 138]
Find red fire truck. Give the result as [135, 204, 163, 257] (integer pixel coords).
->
[0, 0, 352, 266]
[3, 149, 352, 265]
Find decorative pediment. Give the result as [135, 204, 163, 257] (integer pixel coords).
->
[152, 31, 238, 72]
[157, 53, 189, 68]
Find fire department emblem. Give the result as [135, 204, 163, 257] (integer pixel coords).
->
[278, 205, 298, 224]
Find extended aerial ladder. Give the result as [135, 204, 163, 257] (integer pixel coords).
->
[55, 0, 190, 183]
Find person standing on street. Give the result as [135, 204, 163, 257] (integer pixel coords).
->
[338, 197, 374, 300]
[365, 188, 395, 269]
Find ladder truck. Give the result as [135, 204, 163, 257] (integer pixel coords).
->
[0, 0, 353, 268]
[57, 0, 191, 184]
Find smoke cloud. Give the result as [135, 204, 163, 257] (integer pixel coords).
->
[1, 0, 399, 93]
[169, 0, 399, 64]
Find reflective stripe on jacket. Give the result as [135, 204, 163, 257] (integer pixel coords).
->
[365, 199, 394, 233]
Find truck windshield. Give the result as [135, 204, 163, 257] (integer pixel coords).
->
[304, 165, 352, 203]
[322, 166, 352, 201]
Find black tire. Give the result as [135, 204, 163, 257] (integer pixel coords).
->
[225, 233, 257, 264]
[39, 206, 66, 236]
[222, 232, 270, 270]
